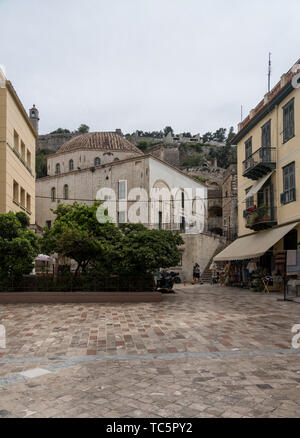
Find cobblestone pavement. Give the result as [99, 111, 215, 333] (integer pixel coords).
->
[0, 284, 300, 418]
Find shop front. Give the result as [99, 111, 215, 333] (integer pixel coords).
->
[214, 221, 300, 294]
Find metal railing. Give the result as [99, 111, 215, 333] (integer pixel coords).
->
[243, 147, 276, 175]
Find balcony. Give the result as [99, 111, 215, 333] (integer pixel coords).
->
[244, 205, 277, 231]
[243, 147, 276, 180]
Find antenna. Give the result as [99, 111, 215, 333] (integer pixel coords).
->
[241, 105, 243, 122]
[268, 52, 272, 92]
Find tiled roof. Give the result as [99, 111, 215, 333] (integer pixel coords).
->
[58, 132, 143, 155]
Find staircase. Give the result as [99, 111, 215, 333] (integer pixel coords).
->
[201, 242, 227, 283]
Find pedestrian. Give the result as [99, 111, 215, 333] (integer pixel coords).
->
[193, 263, 200, 283]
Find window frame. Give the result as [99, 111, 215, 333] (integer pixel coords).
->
[261, 119, 271, 149]
[118, 180, 127, 201]
[282, 162, 296, 204]
[245, 137, 252, 160]
[283, 98, 295, 144]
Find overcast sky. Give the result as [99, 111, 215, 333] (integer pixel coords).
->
[1, 0, 300, 136]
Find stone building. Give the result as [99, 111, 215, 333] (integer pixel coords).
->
[0, 67, 37, 223]
[35, 131, 228, 280]
[222, 164, 238, 241]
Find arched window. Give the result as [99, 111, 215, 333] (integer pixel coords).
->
[51, 187, 56, 202]
[55, 163, 60, 174]
[63, 184, 69, 200]
[69, 159, 74, 171]
[114, 158, 120, 162]
[94, 157, 101, 166]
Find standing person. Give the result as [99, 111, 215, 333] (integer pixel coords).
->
[193, 263, 200, 283]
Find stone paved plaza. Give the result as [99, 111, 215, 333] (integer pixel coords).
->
[0, 284, 300, 418]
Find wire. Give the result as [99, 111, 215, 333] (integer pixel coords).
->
[36, 194, 238, 202]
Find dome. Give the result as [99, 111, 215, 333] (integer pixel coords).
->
[58, 131, 143, 155]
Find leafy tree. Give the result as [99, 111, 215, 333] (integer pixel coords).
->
[137, 140, 150, 152]
[202, 132, 213, 143]
[41, 202, 120, 275]
[226, 126, 236, 145]
[115, 224, 184, 275]
[77, 124, 90, 134]
[0, 212, 39, 283]
[50, 128, 71, 134]
[163, 126, 174, 137]
[182, 155, 205, 167]
[36, 148, 53, 179]
[41, 202, 184, 277]
[213, 128, 227, 143]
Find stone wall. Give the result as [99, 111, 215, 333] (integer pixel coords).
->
[150, 146, 180, 167]
[37, 133, 80, 152]
[175, 233, 227, 281]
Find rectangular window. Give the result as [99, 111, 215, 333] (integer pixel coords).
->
[26, 194, 31, 212]
[281, 162, 296, 204]
[20, 187, 25, 207]
[245, 137, 252, 159]
[283, 99, 295, 143]
[46, 220, 51, 229]
[13, 130, 19, 152]
[21, 141, 26, 160]
[118, 180, 127, 200]
[27, 150, 31, 168]
[118, 211, 126, 225]
[261, 120, 271, 148]
[158, 211, 162, 230]
[13, 180, 19, 203]
[245, 187, 254, 210]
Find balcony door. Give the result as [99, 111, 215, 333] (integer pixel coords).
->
[261, 120, 271, 162]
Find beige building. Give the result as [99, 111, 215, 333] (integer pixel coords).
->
[35, 132, 228, 280]
[0, 68, 37, 223]
[215, 59, 300, 264]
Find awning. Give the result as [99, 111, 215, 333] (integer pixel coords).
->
[214, 222, 299, 262]
[239, 172, 274, 205]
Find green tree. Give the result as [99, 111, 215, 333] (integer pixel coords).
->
[36, 148, 53, 178]
[0, 212, 39, 284]
[163, 126, 174, 137]
[77, 124, 90, 134]
[41, 202, 120, 275]
[137, 140, 150, 152]
[226, 126, 236, 145]
[116, 224, 184, 275]
[50, 128, 71, 134]
[213, 128, 227, 143]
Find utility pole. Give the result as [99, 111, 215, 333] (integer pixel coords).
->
[268, 52, 272, 93]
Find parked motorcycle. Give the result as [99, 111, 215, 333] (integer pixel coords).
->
[156, 271, 180, 293]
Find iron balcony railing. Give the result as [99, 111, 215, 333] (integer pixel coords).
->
[244, 204, 277, 231]
[243, 147, 276, 178]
